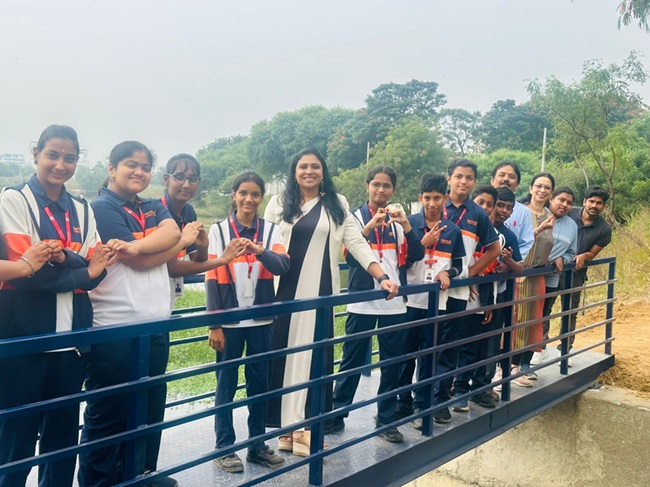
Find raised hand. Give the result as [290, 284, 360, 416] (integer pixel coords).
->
[422, 220, 447, 248]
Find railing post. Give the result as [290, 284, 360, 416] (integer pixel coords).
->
[421, 287, 439, 437]
[124, 335, 151, 480]
[559, 269, 573, 375]
[308, 307, 329, 486]
[605, 260, 616, 355]
[500, 277, 514, 402]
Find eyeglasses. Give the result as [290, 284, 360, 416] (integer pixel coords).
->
[167, 173, 201, 184]
[533, 184, 552, 191]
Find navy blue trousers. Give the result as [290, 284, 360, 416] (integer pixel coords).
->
[396, 307, 427, 410]
[433, 297, 468, 405]
[78, 334, 169, 487]
[333, 312, 406, 426]
[0, 350, 85, 487]
[215, 326, 271, 452]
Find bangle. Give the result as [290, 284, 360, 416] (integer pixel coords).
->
[534, 229, 539, 237]
[377, 273, 390, 284]
[19, 256, 35, 278]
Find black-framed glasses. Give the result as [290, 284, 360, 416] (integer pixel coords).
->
[166, 173, 201, 184]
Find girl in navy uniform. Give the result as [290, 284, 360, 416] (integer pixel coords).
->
[206, 171, 289, 473]
[0, 125, 110, 487]
[331, 165, 424, 443]
[160, 154, 212, 292]
[79, 141, 199, 487]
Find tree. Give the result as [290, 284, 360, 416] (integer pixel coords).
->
[528, 52, 647, 224]
[74, 162, 107, 198]
[247, 106, 356, 179]
[335, 118, 449, 212]
[365, 79, 447, 135]
[438, 108, 482, 156]
[478, 99, 550, 153]
[618, 0, 650, 32]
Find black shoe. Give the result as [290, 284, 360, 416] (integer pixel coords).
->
[433, 407, 452, 424]
[247, 445, 285, 469]
[376, 426, 404, 443]
[214, 453, 244, 473]
[324, 416, 345, 434]
[470, 392, 497, 409]
[411, 408, 423, 430]
[395, 402, 413, 420]
[144, 476, 178, 487]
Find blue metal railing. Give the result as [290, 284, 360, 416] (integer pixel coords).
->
[0, 258, 616, 486]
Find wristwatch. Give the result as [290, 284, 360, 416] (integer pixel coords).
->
[377, 274, 390, 283]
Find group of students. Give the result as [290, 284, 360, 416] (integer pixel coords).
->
[0, 124, 612, 485]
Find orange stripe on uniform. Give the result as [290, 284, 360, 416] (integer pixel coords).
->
[2, 233, 33, 261]
[270, 243, 287, 255]
[461, 229, 479, 242]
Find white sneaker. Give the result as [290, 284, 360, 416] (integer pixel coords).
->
[530, 348, 549, 365]
[557, 357, 573, 367]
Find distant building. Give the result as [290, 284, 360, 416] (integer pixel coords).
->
[0, 154, 27, 165]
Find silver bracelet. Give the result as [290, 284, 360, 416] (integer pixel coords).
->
[19, 256, 36, 278]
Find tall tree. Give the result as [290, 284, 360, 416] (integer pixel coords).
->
[365, 79, 446, 134]
[528, 52, 647, 224]
[335, 118, 449, 212]
[478, 99, 550, 153]
[618, 0, 650, 32]
[438, 108, 482, 156]
[247, 105, 355, 179]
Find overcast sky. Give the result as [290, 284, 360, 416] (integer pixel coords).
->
[1, 0, 648, 165]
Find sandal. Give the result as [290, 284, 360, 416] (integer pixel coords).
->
[278, 434, 293, 452]
[292, 430, 327, 457]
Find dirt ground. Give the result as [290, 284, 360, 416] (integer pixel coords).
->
[572, 299, 650, 397]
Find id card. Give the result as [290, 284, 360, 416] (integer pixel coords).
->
[244, 278, 255, 298]
[173, 277, 184, 297]
[424, 267, 436, 282]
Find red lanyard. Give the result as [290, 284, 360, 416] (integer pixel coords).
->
[423, 226, 439, 268]
[229, 216, 260, 278]
[368, 207, 385, 263]
[43, 207, 71, 249]
[122, 206, 146, 232]
[443, 205, 467, 226]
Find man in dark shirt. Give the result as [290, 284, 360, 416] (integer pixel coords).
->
[566, 185, 613, 350]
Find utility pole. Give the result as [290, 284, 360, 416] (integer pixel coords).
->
[366, 142, 370, 164]
[541, 127, 547, 172]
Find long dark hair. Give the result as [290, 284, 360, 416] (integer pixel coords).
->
[281, 148, 345, 226]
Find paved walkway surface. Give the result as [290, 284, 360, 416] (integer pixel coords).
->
[25, 347, 597, 486]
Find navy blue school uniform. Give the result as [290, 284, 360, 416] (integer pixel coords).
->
[206, 214, 289, 454]
[397, 209, 465, 413]
[333, 203, 424, 427]
[79, 187, 174, 487]
[0, 175, 105, 487]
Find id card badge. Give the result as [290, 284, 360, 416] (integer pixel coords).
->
[244, 278, 255, 298]
[424, 267, 436, 282]
[173, 277, 184, 297]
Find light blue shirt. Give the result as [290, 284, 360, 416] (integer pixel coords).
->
[545, 215, 578, 288]
[504, 201, 534, 260]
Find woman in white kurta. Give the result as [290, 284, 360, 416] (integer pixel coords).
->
[264, 148, 398, 456]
